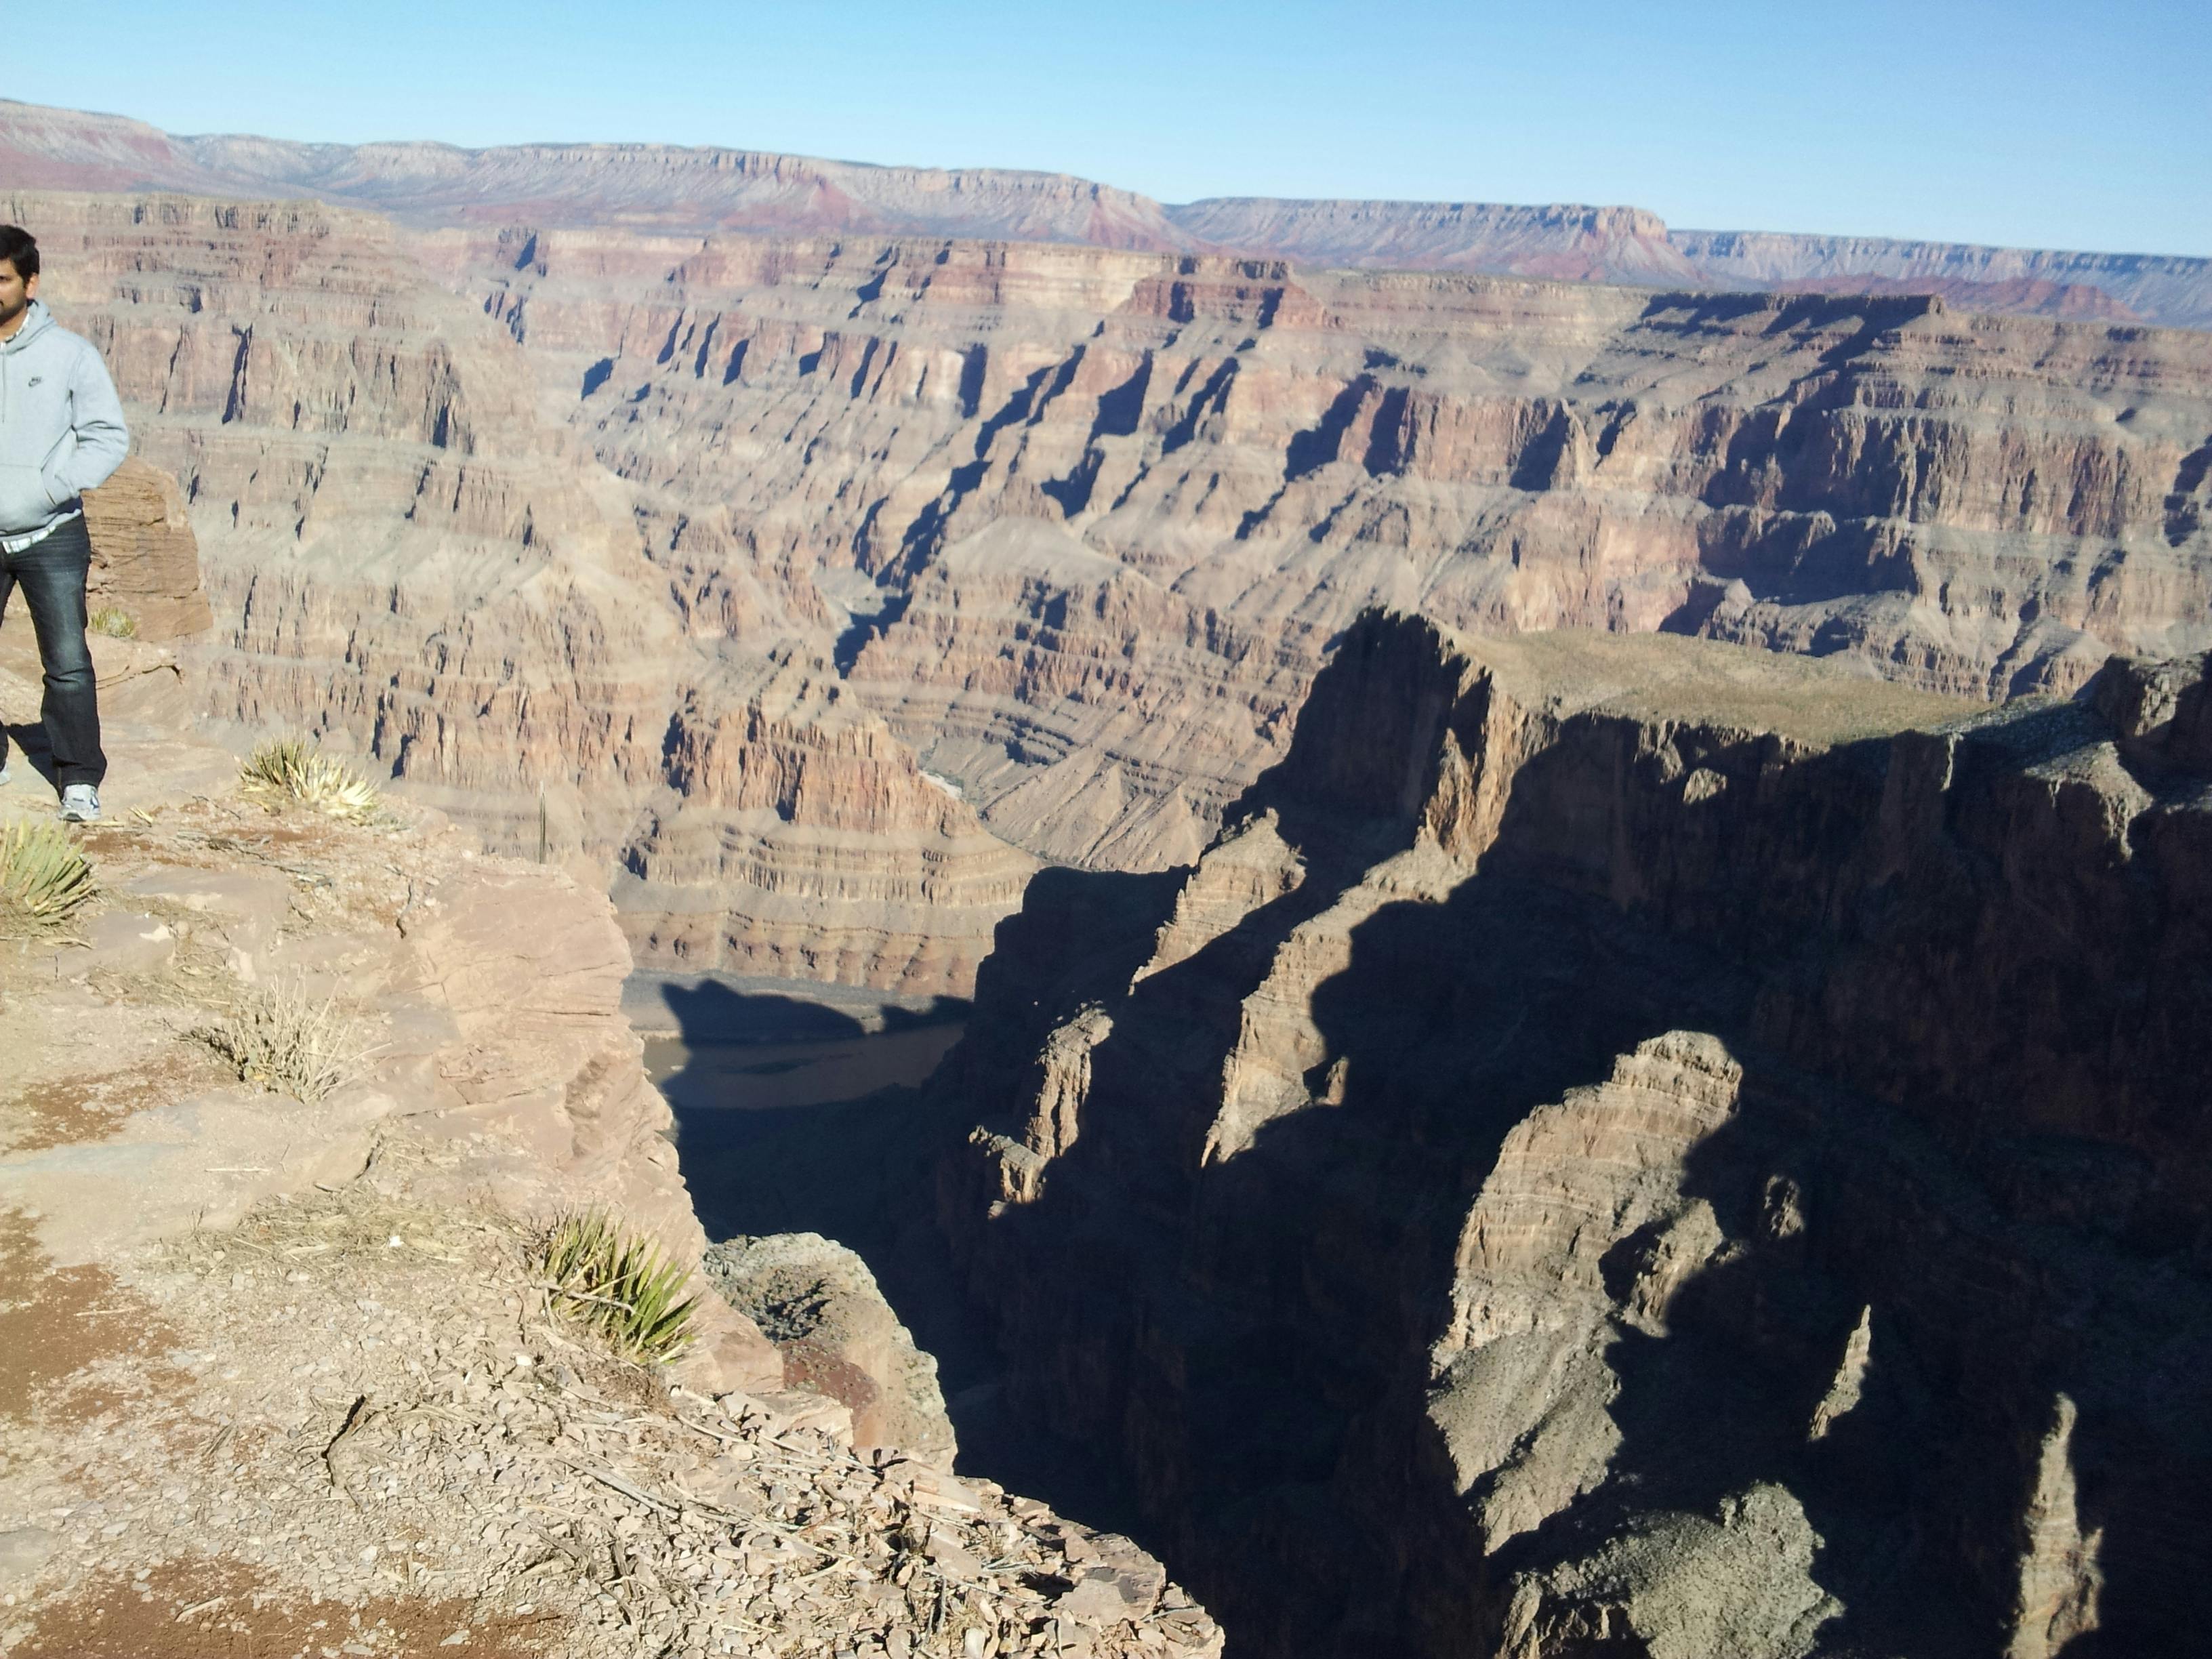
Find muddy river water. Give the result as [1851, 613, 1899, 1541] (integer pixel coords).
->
[643, 1022, 964, 1113]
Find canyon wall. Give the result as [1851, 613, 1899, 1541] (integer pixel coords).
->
[464, 226, 2212, 870]
[938, 613, 2212, 1658]
[7, 98, 2209, 328]
[0, 98, 1188, 247]
[8, 176, 2211, 979]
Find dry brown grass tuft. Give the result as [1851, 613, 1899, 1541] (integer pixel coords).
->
[190, 983, 367, 1104]
[86, 606, 138, 640]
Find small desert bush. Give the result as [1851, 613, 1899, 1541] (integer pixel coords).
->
[540, 1211, 700, 1366]
[0, 819, 96, 935]
[239, 737, 382, 822]
[86, 607, 138, 640]
[192, 983, 365, 1104]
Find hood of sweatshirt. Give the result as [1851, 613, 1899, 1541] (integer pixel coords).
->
[0, 299, 55, 355]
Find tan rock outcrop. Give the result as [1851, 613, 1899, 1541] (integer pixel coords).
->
[1431, 1034, 1742, 1547]
[702, 1231, 958, 1465]
[79, 456, 213, 642]
[2005, 1394, 2104, 1659]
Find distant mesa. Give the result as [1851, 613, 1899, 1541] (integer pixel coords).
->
[1771, 272, 2146, 323]
[2, 96, 2205, 329]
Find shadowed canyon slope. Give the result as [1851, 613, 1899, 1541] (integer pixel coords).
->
[938, 613, 2212, 1658]
[5, 98, 2209, 328]
[7, 184, 2211, 943]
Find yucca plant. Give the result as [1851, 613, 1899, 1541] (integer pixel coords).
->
[239, 737, 382, 822]
[540, 1211, 700, 1365]
[192, 983, 364, 1104]
[0, 819, 96, 935]
[87, 607, 138, 640]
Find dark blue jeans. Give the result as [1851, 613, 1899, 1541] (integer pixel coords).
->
[0, 515, 106, 788]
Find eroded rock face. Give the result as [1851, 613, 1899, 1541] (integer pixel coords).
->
[2091, 648, 2212, 775]
[616, 644, 1038, 991]
[80, 456, 213, 642]
[434, 226, 2212, 874]
[938, 614, 2212, 1658]
[10, 189, 1029, 996]
[14, 184, 2212, 974]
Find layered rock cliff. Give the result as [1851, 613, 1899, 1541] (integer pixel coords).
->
[1674, 228, 2212, 333]
[7, 188, 1031, 996]
[10, 178, 2212, 976]
[1161, 200, 1695, 286]
[0, 97, 1189, 247]
[939, 612, 2212, 1658]
[470, 226, 2212, 869]
[617, 644, 1038, 991]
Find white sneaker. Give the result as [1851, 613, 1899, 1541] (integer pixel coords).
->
[59, 783, 100, 823]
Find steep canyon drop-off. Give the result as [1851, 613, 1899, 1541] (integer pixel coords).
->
[943, 616, 2212, 1658]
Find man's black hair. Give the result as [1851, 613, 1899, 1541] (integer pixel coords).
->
[0, 225, 39, 281]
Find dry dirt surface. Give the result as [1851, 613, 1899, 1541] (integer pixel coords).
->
[3, 1165, 1212, 1658]
[13, 1559, 555, 1659]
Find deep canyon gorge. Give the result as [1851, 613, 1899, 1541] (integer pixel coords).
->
[3, 91, 2211, 1658]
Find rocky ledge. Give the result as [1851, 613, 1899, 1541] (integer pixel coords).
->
[939, 612, 2212, 1658]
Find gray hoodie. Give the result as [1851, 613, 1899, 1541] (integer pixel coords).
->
[0, 300, 130, 540]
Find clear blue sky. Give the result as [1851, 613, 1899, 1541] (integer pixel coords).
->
[20, 0, 2212, 256]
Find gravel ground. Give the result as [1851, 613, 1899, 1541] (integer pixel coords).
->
[1, 1154, 1220, 1658]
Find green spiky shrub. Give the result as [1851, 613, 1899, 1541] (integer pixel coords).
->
[192, 983, 363, 1104]
[87, 607, 138, 640]
[239, 737, 382, 822]
[541, 1212, 700, 1365]
[0, 819, 96, 935]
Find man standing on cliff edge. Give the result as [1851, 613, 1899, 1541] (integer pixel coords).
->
[0, 224, 129, 822]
